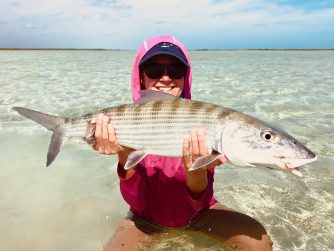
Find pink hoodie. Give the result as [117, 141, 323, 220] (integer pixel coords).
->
[118, 35, 217, 227]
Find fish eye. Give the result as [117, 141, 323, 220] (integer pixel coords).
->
[261, 130, 275, 142]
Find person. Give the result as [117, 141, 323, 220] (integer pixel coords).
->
[92, 35, 273, 251]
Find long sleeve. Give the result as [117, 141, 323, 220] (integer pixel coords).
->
[118, 163, 148, 213]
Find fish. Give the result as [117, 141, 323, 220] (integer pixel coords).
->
[12, 90, 317, 177]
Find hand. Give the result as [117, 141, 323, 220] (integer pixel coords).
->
[91, 114, 134, 159]
[91, 114, 121, 155]
[182, 128, 227, 170]
[182, 128, 227, 198]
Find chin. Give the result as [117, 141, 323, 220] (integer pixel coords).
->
[168, 90, 182, 97]
[155, 88, 181, 97]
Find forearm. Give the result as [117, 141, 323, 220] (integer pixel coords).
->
[186, 168, 208, 199]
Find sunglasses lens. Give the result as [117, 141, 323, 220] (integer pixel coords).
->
[143, 63, 187, 79]
[143, 64, 164, 79]
[167, 64, 186, 79]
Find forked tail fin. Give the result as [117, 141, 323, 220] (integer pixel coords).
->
[12, 107, 67, 167]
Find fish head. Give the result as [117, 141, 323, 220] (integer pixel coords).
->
[221, 115, 317, 177]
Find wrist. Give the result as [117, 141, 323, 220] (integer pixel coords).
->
[117, 149, 137, 179]
[186, 168, 208, 199]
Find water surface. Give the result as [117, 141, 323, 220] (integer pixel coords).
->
[0, 50, 333, 250]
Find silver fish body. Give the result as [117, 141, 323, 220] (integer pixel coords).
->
[12, 90, 317, 176]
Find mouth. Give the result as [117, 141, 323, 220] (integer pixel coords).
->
[156, 86, 173, 92]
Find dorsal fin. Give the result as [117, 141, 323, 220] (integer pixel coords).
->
[135, 90, 177, 104]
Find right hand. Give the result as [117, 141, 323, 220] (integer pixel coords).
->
[91, 114, 133, 157]
[91, 114, 136, 178]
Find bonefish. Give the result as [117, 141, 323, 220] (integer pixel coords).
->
[12, 90, 317, 176]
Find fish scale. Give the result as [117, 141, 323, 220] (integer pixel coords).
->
[100, 99, 222, 156]
[59, 99, 223, 157]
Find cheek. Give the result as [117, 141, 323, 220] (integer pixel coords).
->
[176, 79, 185, 90]
[141, 75, 153, 89]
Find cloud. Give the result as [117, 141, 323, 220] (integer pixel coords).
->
[23, 22, 46, 30]
[0, 0, 333, 48]
[0, 19, 8, 25]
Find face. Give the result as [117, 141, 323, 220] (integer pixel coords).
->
[141, 55, 187, 97]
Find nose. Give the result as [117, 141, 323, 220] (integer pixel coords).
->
[160, 68, 172, 81]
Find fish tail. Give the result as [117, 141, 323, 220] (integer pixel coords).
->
[12, 107, 67, 167]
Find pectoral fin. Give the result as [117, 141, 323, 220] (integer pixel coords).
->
[189, 151, 224, 171]
[124, 151, 147, 170]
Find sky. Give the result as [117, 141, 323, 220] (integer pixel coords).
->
[0, 0, 333, 49]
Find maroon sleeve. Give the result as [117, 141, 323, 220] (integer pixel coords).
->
[117, 163, 148, 212]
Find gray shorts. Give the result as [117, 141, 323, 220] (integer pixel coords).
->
[103, 203, 273, 251]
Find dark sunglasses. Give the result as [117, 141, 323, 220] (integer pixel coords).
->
[142, 63, 187, 79]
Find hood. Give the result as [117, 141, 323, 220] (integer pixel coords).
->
[131, 35, 192, 102]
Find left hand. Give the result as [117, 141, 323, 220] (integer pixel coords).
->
[182, 128, 227, 170]
[182, 128, 227, 198]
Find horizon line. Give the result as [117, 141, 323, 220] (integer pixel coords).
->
[0, 48, 333, 51]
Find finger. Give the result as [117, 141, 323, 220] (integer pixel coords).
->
[101, 115, 110, 141]
[219, 155, 228, 163]
[95, 114, 103, 142]
[108, 123, 120, 154]
[190, 129, 199, 159]
[95, 114, 106, 153]
[182, 136, 192, 169]
[98, 144, 105, 154]
[92, 143, 98, 151]
[197, 128, 208, 156]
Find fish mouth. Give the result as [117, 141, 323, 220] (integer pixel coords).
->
[263, 165, 303, 177]
[276, 155, 318, 177]
[284, 166, 303, 177]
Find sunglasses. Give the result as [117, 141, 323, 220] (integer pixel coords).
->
[142, 63, 187, 79]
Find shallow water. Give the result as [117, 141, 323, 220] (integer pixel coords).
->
[0, 50, 333, 250]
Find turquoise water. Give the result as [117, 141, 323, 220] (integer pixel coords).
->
[0, 50, 333, 250]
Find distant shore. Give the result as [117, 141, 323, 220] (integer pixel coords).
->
[0, 48, 333, 51]
[0, 48, 118, 51]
